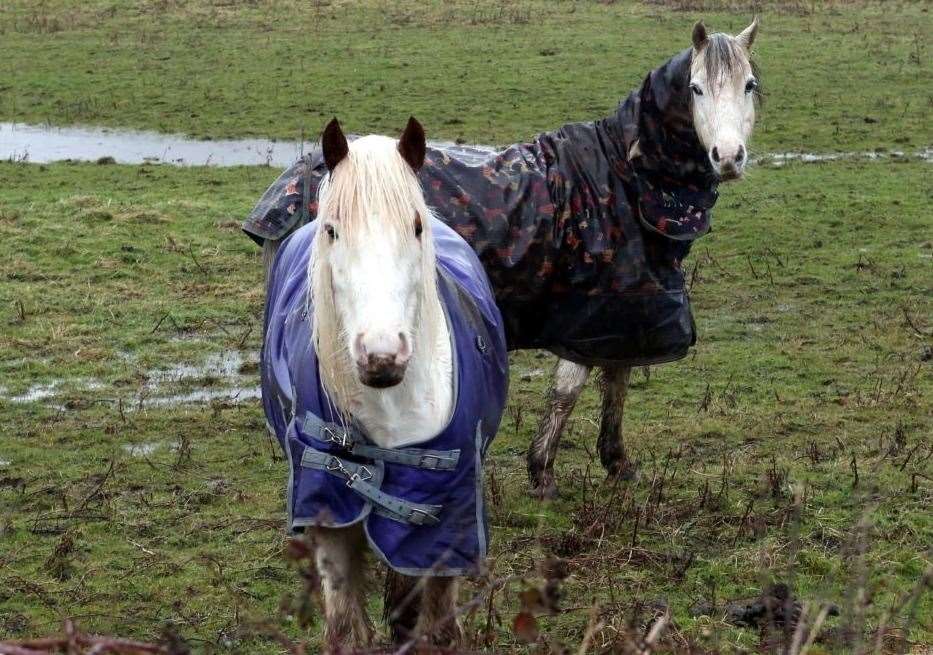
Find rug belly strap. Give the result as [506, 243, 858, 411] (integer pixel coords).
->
[301, 412, 461, 470]
[300, 448, 443, 526]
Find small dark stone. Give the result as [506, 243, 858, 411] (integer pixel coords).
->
[724, 583, 800, 629]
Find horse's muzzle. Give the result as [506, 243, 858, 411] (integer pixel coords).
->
[719, 166, 743, 181]
[358, 355, 408, 388]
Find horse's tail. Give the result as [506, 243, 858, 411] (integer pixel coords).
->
[262, 238, 281, 287]
[383, 569, 422, 643]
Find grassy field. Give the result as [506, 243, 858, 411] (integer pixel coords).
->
[0, 0, 930, 152]
[1, 0, 931, 653]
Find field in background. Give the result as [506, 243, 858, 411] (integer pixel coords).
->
[0, 0, 930, 151]
[0, 0, 931, 653]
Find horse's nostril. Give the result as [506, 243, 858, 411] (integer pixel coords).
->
[736, 146, 745, 162]
[711, 147, 720, 163]
[397, 332, 411, 360]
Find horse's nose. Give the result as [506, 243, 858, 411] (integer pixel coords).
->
[710, 144, 746, 180]
[354, 332, 411, 388]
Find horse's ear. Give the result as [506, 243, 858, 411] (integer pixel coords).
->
[736, 16, 759, 50]
[398, 116, 426, 172]
[322, 118, 349, 172]
[692, 20, 708, 50]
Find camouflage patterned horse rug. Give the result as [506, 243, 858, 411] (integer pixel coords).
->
[245, 48, 720, 368]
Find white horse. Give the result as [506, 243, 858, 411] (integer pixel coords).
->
[314, 119, 453, 648]
[262, 117, 507, 649]
[528, 18, 762, 497]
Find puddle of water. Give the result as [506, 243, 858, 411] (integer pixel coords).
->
[140, 386, 261, 408]
[4, 378, 106, 403]
[9, 381, 62, 403]
[145, 350, 258, 385]
[0, 349, 260, 410]
[1, 122, 498, 168]
[122, 442, 162, 457]
[3, 122, 928, 168]
[0, 459, 11, 467]
[121, 441, 185, 457]
[2, 122, 306, 167]
[755, 148, 933, 166]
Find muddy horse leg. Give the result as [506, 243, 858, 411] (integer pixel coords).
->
[313, 524, 374, 650]
[528, 358, 590, 499]
[385, 573, 461, 646]
[384, 570, 422, 644]
[415, 577, 462, 647]
[597, 365, 634, 478]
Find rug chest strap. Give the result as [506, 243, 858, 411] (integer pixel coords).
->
[301, 413, 460, 470]
[300, 448, 442, 526]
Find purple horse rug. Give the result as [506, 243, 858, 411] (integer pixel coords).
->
[244, 48, 719, 367]
[262, 218, 508, 576]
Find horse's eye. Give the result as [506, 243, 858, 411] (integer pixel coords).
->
[690, 83, 703, 97]
[745, 78, 758, 94]
[414, 214, 423, 239]
[324, 224, 337, 240]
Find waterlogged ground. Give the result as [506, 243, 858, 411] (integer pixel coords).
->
[0, 0, 931, 653]
[0, 158, 929, 652]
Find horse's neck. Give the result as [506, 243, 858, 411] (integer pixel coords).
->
[347, 292, 454, 450]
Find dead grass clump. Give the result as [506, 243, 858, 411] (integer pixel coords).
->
[115, 209, 171, 224]
[63, 196, 104, 209]
[77, 208, 115, 222]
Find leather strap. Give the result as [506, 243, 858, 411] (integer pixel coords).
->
[301, 412, 460, 471]
[300, 448, 442, 526]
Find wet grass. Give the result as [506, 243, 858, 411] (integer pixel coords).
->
[0, 0, 931, 651]
[0, 158, 930, 652]
[0, 0, 930, 152]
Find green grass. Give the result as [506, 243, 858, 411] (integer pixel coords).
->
[0, 0, 930, 152]
[0, 158, 929, 652]
[0, 0, 931, 652]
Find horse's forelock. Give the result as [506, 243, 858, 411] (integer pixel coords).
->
[318, 135, 429, 243]
[695, 33, 762, 104]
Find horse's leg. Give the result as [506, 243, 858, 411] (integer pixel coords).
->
[383, 569, 422, 644]
[528, 358, 590, 499]
[312, 524, 374, 649]
[414, 577, 462, 647]
[597, 365, 635, 478]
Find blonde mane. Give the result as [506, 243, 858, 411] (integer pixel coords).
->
[309, 135, 444, 414]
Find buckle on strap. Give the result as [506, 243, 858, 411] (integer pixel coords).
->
[418, 453, 453, 469]
[407, 506, 441, 526]
[302, 413, 460, 470]
[302, 412, 358, 448]
[301, 447, 443, 526]
[325, 456, 372, 487]
[321, 425, 351, 448]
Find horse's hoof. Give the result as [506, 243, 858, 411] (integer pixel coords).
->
[529, 480, 559, 501]
[427, 620, 463, 649]
[606, 459, 638, 482]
